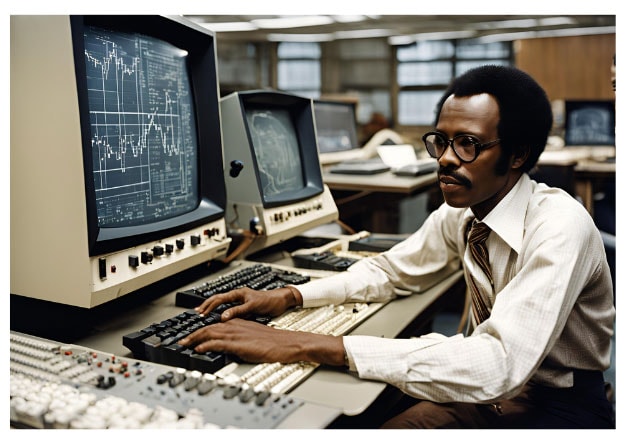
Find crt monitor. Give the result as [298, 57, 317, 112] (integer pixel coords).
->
[564, 99, 615, 146]
[11, 15, 231, 308]
[220, 90, 338, 257]
[313, 100, 360, 154]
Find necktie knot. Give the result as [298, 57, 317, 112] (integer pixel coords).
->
[468, 220, 491, 245]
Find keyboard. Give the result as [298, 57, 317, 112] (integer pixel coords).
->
[124, 262, 386, 395]
[328, 158, 390, 175]
[175, 263, 311, 308]
[124, 302, 384, 395]
[291, 250, 359, 271]
[10, 331, 305, 429]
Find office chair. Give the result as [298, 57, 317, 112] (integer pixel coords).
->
[529, 163, 577, 197]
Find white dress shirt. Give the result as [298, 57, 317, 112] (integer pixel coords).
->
[297, 174, 615, 403]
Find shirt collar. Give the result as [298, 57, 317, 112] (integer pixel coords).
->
[463, 174, 531, 254]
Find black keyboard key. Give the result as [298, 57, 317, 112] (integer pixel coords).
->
[122, 327, 156, 358]
[161, 344, 192, 370]
[189, 351, 229, 373]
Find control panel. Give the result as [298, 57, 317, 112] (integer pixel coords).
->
[90, 218, 231, 304]
[262, 190, 337, 237]
[10, 331, 303, 429]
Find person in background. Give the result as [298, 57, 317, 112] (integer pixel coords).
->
[360, 111, 390, 145]
[179, 65, 615, 429]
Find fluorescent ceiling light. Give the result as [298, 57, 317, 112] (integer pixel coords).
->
[252, 16, 334, 29]
[199, 22, 258, 32]
[474, 18, 540, 30]
[388, 35, 416, 46]
[267, 33, 334, 42]
[331, 15, 368, 23]
[269, 28, 393, 42]
[472, 17, 576, 31]
[389, 30, 477, 45]
[475, 26, 616, 43]
[333, 29, 393, 39]
[538, 17, 578, 26]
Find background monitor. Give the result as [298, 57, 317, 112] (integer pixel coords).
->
[220, 90, 338, 257]
[11, 15, 231, 308]
[313, 100, 360, 154]
[564, 99, 615, 146]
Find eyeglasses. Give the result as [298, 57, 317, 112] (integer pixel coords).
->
[422, 132, 501, 163]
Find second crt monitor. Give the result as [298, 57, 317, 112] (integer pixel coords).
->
[220, 90, 338, 257]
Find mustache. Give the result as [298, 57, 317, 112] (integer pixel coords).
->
[438, 166, 472, 188]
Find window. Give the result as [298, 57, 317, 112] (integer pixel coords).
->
[336, 39, 392, 124]
[216, 41, 259, 96]
[277, 42, 321, 98]
[396, 40, 512, 126]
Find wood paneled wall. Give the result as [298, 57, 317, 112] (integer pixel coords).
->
[515, 34, 615, 101]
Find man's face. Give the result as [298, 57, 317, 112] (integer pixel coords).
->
[435, 93, 523, 219]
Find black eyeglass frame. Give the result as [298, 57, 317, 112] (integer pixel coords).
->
[422, 131, 501, 163]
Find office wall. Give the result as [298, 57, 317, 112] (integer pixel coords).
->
[515, 34, 615, 101]
[397, 33, 615, 144]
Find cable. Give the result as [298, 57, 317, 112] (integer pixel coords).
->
[334, 219, 357, 235]
[218, 229, 257, 264]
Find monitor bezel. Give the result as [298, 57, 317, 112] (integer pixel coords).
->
[237, 90, 325, 208]
[70, 15, 226, 256]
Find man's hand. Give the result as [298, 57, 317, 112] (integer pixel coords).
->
[194, 286, 302, 320]
[177, 318, 346, 366]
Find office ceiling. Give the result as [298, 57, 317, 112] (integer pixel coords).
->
[183, 15, 616, 43]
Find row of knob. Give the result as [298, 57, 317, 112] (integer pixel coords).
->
[271, 201, 325, 223]
[129, 228, 222, 268]
[97, 228, 222, 279]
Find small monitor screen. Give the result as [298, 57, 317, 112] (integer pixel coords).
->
[564, 100, 615, 146]
[245, 108, 305, 198]
[84, 25, 199, 228]
[314, 101, 359, 153]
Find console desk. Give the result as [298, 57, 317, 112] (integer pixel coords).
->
[69, 256, 464, 429]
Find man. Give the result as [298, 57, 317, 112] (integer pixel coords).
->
[179, 65, 615, 428]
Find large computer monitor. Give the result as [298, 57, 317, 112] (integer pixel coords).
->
[11, 16, 231, 308]
[314, 100, 360, 155]
[220, 90, 338, 257]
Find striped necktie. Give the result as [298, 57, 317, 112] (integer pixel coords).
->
[466, 220, 494, 325]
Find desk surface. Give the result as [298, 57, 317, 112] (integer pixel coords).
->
[72, 258, 463, 428]
[537, 146, 615, 217]
[575, 158, 616, 174]
[538, 145, 615, 166]
[323, 169, 437, 194]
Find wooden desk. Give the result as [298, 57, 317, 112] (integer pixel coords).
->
[323, 169, 437, 194]
[574, 159, 616, 217]
[538, 147, 615, 217]
[323, 170, 439, 233]
[538, 145, 615, 165]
